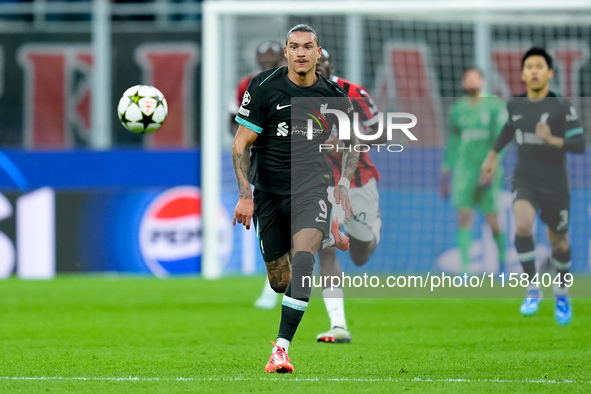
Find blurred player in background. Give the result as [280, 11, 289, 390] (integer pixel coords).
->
[313, 48, 383, 343]
[481, 47, 585, 325]
[233, 24, 358, 373]
[440, 67, 508, 276]
[228, 40, 284, 135]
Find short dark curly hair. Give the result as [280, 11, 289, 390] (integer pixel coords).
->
[521, 47, 553, 70]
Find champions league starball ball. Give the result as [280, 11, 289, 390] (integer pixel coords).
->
[117, 85, 168, 134]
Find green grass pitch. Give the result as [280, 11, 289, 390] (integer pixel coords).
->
[0, 276, 590, 393]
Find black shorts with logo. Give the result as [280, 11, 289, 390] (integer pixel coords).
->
[253, 186, 331, 262]
[513, 181, 570, 234]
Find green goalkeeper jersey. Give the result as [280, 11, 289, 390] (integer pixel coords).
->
[443, 94, 508, 174]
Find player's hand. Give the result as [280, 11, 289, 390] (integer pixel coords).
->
[480, 151, 497, 185]
[479, 174, 492, 188]
[233, 198, 254, 229]
[335, 185, 355, 221]
[439, 170, 451, 199]
[535, 122, 552, 142]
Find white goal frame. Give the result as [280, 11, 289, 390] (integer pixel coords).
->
[200, 0, 591, 279]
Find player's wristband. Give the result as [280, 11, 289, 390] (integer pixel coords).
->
[337, 177, 351, 191]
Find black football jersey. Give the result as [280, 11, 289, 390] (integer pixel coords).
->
[235, 66, 353, 195]
[500, 91, 583, 194]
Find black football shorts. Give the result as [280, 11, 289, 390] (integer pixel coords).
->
[253, 186, 331, 262]
[512, 182, 570, 234]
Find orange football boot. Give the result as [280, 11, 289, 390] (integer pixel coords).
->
[331, 218, 349, 251]
[265, 341, 294, 374]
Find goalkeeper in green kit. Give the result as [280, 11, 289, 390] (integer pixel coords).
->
[440, 67, 508, 275]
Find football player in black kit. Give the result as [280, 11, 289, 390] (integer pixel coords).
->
[232, 24, 359, 373]
[481, 47, 585, 325]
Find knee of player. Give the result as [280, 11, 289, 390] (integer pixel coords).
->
[487, 218, 501, 233]
[550, 238, 570, 253]
[458, 210, 473, 228]
[515, 222, 533, 237]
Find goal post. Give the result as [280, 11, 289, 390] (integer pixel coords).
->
[201, 0, 591, 279]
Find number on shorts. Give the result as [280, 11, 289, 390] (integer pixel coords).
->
[318, 199, 328, 220]
[556, 209, 568, 231]
[353, 211, 366, 224]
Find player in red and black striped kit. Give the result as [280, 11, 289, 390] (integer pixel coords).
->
[314, 49, 383, 343]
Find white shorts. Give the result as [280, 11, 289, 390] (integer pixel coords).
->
[327, 177, 380, 242]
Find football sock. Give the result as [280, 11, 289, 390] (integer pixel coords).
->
[515, 235, 536, 285]
[274, 338, 290, 354]
[457, 228, 472, 273]
[551, 248, 571, 296]
[493, 231, 506, 271]
[277, 251, 315, 346]
[322, 287, 347, 329]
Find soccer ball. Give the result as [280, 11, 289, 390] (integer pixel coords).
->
[117, 85, 168, 134]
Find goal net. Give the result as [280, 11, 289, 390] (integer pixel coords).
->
[201, 1, 591, 279]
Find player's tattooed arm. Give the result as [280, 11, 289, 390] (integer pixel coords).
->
[335, 126, 359, 221]
[341, 127, 360, 181]
[232, 125, 259, 198]
[232, 125, 259, 229]
[233, 147, 252, 198]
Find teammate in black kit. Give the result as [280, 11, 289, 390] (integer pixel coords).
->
[481, 47, 585, 325]
[232, 24, 359, 373]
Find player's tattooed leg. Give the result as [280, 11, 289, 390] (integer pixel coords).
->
[266, 253, 291, 293]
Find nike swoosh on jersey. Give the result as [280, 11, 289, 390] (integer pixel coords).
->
[512, 114, 523, 121]
[276, 104, 291, 110]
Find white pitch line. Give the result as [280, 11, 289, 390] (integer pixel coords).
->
[0, 377, 589, 384]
